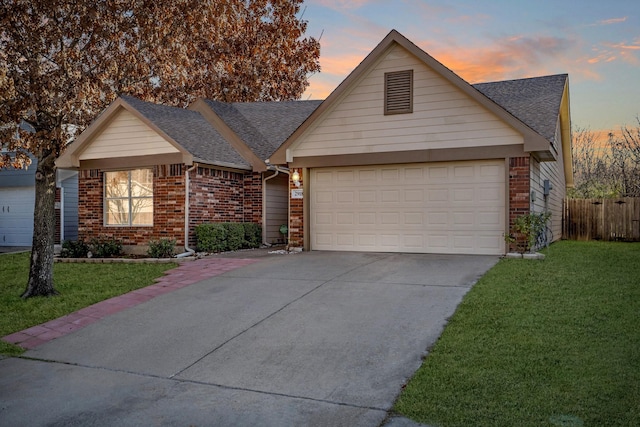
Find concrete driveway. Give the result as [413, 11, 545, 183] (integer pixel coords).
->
[0, 251, 498, 426]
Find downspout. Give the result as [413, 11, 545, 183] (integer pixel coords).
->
[176, 163, 198, 258]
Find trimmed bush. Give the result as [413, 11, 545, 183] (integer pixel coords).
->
[195, 223, 227, 252]
[224, 223, 245, 251]
[195, 222, 262, 252]
[89, 236, 123, 258]
[60, 239, 90, 258]
[147, 238, 176, 258]
[243, 222, 262, 248]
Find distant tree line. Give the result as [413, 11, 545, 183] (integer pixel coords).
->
[570, 118, 640, 198]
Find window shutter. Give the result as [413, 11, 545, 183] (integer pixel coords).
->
[384, 70, 413, 115]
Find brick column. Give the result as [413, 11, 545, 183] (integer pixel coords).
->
[289, 171, 304, 249]
[243, 172, 263, 224]
[508, 156, 531, 252]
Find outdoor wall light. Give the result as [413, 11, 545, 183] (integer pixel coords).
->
[291, 169, 301, 187]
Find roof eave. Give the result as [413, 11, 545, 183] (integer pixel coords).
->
[192, 157, 252, 172]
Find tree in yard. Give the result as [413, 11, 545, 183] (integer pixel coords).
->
[608, 119, 640, 197]
[569, 127, 618, 198]
[0, 0, 320, 298]
[570, 122, 640, 198]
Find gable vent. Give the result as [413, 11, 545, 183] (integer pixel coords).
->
[384, 70, 413, 115]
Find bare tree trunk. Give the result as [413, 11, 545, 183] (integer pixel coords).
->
[22, 151, 58, 298]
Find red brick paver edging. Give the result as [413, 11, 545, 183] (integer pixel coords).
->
[3, 257, 259, 350]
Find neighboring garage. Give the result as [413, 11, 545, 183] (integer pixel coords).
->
[0, 187, 36, 246]
[0, 160, 78, 247]
[310, 160, 505, 255]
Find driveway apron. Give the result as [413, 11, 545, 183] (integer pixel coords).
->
[0, 251, 498, 426]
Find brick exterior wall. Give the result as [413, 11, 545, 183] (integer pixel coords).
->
[243, 172, 263, 224]
[78, 165, 264, 252]
[187, 167, 244, 247]
[289, 172, 303, 248]
[508, 156, 532, 252]
[78, 166, 186, 248]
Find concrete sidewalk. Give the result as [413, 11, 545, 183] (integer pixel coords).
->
[0, 251, 498, 426]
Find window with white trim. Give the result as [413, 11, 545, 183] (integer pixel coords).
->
[384, 70, 413, 115]
[104, 169, 153, 226]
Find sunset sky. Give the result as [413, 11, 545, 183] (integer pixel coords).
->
[300, 0, 639, 135]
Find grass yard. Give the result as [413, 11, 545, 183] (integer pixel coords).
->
[0, 252, 176, 356]
[394, 240, 640, 427]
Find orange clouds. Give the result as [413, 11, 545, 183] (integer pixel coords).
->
[304, 77, 335, 100]
[588, 39, 640, 66]
[418, 35, 575, 83]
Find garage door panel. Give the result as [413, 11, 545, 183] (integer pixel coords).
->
[310, 161, 505, 255]
[0, 187, 35, 246]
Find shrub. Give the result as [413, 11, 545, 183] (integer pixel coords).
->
[89, 236, 123, 258]
[243, 222, 262, 248]
[147, 238, 176, 258]
[195, 223, 227, 252]
[224, 223, 245, 251]
[195, 222, 262, 252]
[60, 239, 90, 258]
[506, 212, 551, 253]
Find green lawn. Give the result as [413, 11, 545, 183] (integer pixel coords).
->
[395, 240, 640, 427]
[0, 252, 176, 356]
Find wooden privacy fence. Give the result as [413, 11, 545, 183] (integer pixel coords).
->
[563, 198, 640, 241]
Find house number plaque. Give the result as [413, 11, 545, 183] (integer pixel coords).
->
[291, 189, 303, 199]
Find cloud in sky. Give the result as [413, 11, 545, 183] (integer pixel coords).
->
[594, 17, 627, 26]
[411, 34, 576, 82]
[588, 39, 640, 66]
[312, 0, 373, 10]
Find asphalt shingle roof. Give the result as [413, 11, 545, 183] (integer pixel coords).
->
[473, 74, 568, 143]
[121, 96, 250, 169]
[120, 74, 565, 169]
[204, 100, 323, 160]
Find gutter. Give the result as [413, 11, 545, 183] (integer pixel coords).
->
[176, 163, 198, 258]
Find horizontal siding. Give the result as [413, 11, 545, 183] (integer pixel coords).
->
[264, 174, 288, 244]
[531, 122, 566, 241]
[294, 44, 522, 158]
[79, 109, 180, 160]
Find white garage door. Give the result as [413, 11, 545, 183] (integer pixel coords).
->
[0, 187, 35, 246]
[310, 161, 506, 255]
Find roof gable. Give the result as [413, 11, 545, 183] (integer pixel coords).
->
[57, 97, 250, 170]
[270, 29, 559, 164]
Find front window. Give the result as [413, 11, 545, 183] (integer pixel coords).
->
[104, 169, 153, 226]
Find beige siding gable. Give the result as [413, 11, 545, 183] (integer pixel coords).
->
[79, 109, 180, 160]
[292, 44, 523, 159]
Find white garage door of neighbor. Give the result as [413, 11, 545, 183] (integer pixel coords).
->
[0, 187, 35, 246]
[310, 161, 506, 255]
